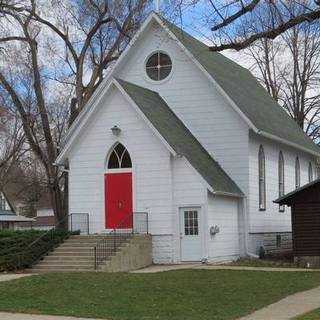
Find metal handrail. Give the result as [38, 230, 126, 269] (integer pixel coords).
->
[94, 212, 148, 270]
[14, 212, 89, 269]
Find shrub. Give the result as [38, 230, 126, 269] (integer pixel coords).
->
[0, 229, 74, 271]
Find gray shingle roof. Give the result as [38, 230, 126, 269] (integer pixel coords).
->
[0, 209, 15, 216]
[116, 78, 243, 196]
[158, 15, 320, 155]
[0, 210, 34, 222]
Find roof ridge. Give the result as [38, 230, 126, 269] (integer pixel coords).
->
[155, 13, 249, 72]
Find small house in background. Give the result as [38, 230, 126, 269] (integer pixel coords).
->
[0, 191, 34, 230]
[18, 193, 55, 230]
[275, 179, 320, 267]
[26, 207, 55, 230]
[33, 194, 55, 230]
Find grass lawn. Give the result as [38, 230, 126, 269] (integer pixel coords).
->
[0, 270, 320, 320]
[295, 308, 320, 320]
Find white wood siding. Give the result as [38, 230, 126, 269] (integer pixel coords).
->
[249, 132, 317, 233]
[68, 87, 173, 235]
[172, 157, 207, 262]
[116, 21, 250, 195]
[207, 193, 240, 261]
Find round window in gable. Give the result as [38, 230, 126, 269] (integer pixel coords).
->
[146, 51, 172, 81]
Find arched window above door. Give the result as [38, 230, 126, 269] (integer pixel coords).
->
[107, 143, 132, 169]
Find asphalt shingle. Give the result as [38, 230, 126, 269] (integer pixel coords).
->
[158, 15, 320, 155]
[116, 78, 243, 196]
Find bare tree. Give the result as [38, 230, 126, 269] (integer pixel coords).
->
[232, 3, 320, 141]
[177, 0, 320, 51]
[0, 106, 25, 187]
[0, 0, 152, 224]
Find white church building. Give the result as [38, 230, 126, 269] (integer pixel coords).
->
[56, 13, 320, 264]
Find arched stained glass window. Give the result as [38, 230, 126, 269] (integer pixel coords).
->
[278, 151, 285, 212]
[295, 157, 300, 189]
[309, 162, 313, 182]
[107, 143, 132, 169]
[259, 145, 266, 211]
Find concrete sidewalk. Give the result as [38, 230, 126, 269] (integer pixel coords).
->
[238, 286, 320, 320]
[0, 313, 104, 320]
[0, 273, 34, 282]
[132, 263, 320, 273]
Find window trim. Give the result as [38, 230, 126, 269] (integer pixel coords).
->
[107, 143, 132, 170]
[278, 151, 285, 212]
[258, 145, 266, 211]
[144, 50, 173, 84]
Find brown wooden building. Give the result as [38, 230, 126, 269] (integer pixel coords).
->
[275, 179, 320, 267]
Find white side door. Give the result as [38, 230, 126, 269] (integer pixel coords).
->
[180, 207, 202, 261]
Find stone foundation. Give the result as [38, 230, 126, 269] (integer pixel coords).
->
[249, 232, 292, 255]
[152, 235, 174, 264]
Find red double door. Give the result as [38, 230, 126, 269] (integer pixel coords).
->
[105, 172, 133, 229]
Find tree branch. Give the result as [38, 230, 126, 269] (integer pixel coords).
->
[210, 9, 320, 51]
[0, 36, 28, 43]
[211, 0, 261, 31]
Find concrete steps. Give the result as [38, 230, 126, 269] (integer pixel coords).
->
[30, 235, 125, 273]
[30, 234, 151, 273]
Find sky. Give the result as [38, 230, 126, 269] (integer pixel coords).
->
[158, 0, 253, 70]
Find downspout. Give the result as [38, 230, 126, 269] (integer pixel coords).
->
[242, 196, 259, 259]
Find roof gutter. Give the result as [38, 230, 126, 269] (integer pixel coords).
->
[213, 190, 244, 198]
[257, 130, 320, 157]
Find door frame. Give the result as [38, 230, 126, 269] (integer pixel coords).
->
[104, 142, 136, 232]
[104, 169, 133, 230]
[178, 205, 204, 262]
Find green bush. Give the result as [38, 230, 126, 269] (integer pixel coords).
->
[0, 229, 75, 271]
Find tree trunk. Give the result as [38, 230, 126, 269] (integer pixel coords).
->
[49, 179, 68, 230]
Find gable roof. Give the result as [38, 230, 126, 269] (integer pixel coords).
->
[116, 78, 243, 197]
[157, 14, 320, 156]
[0, 213, 34, 222]
[0, 190, 15, 213]
[56, 12, 320, 165]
